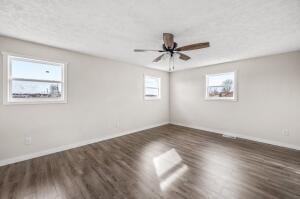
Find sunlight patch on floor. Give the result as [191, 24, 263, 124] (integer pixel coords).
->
[153, 148, 188, 191]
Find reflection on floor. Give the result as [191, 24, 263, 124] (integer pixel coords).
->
[153, 148, 188, 190]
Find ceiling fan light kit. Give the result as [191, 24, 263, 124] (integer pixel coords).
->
[134, 33, 210, 71]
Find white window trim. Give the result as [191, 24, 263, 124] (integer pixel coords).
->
[205, 71, 237, 101]
[144, 75, 161, 100]
[2, 52, 68, 105]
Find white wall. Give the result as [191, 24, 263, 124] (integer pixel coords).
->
[0, 36, 169, 163]
[170, 51, 300, 149]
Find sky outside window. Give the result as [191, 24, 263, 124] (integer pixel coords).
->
[207, 72, 234, 87]
[11, 58, 62, 81]
[10, 58, 63, 94]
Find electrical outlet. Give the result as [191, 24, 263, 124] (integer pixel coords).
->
[25, 136, 32, 145]
[283, 129, 290, 136]
[114, 119, 121, 129]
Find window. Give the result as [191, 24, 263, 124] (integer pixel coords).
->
[144, 75, 161, 100]
[205, 71, 237, 101]
[3, 53, 67, 104]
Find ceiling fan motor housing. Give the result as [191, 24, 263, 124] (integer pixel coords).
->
[163, 42, 178, 56]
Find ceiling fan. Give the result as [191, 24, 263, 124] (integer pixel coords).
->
[134, 33, 210, 70]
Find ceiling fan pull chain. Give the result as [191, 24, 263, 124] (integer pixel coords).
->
[168, 54, 175, 71]
[172, 56, 175, 71]
[169, 55, 172, 71]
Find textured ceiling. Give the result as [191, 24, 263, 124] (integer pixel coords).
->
[0, 0, 299, 71]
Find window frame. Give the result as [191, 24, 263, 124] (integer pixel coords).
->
[205, 71, 237, 101]
[144, 75, 161, 100]
[2, 52, 68, 105]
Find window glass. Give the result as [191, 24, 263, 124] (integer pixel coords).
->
[3, 55, 66, 104]
[144, 76, 160, 99]
[11, 58, 62, 81]
[206, 72, 236, 100]
[145, 87, 159, 97]
[11, 80, 62, 99]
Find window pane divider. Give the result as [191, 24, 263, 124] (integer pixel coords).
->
[10, 78, 62, 84]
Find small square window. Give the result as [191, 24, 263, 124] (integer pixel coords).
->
[205, 72, 237, 101]
[144, 75, 161, 100]
[2, 53, 67, 104]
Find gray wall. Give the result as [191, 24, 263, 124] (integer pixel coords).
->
[0, 36, 169, 162]
[170, 51, 300, 149]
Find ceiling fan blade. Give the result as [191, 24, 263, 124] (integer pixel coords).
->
[134, 49, 165, 52]
[177, 52, 191, 61]
[175, 42, 210, 51]
[153, 54, 165, 62]
[163, 33, 174, 49]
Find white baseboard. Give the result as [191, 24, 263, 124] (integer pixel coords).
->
[171, 122, 300, 151]
[0, 122, 169, 167]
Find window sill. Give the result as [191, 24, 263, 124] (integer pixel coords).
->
[144, 97, 161, 101]
[3, 98, 67, 105]
[204, 97, 237, 102]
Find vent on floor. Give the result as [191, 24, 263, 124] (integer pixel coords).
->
[222, 134, 237, 139]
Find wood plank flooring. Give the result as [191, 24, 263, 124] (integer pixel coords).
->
[0, 124, 299, 199]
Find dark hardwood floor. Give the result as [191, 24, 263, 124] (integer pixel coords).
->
[0, 124, 299, 199]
